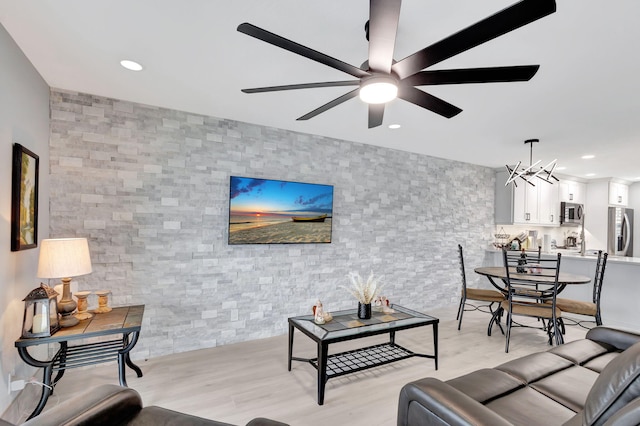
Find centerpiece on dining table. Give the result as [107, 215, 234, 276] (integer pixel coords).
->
[343, 271, 384, 319]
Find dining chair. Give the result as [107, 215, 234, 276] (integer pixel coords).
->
[456, 244, 505, 335]
[501, 248, 563, 353]
[554, 250, 608, 328]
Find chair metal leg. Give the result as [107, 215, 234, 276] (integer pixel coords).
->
[456, 297, 465, 330]
[505, 312, 512, 353]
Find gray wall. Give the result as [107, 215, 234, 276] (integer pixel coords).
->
[0, 24, 50, 416]
[49, 88, 495, 360]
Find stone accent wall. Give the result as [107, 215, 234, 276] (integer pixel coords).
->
[49, 88, 494, 360]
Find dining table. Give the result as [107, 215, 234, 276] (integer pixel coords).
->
[473, 266, 592, 338]
[474, 266, 592, 294]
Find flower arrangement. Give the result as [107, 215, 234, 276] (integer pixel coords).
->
[343, 272, 384, 304]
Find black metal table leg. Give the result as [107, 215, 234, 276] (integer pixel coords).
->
[433, 322, 439, 370]
[52, 341, 68, 386]
[288, 323, 294, 371]
[17, 347, 54, 420]
[390, 330, 396, 345]
[317, 342, 328, 405]
[118, 332, 141, 387]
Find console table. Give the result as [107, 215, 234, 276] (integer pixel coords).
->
[15, 304, 144, 420]
[288, 304, 438, 405]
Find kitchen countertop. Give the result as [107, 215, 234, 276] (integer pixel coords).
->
[486, 247, 640, 265]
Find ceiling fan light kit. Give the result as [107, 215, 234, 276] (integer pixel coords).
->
[505, 139, 559, 187]
[359, 75, 399, 104]
[238, 0, 556, 129]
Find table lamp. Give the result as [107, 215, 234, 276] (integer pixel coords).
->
[37, 238, 93, 328]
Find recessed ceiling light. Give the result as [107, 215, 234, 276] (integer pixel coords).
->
[581, 154, 595, 159]
[120, 60, 143, 71]
[388, 124, 401, 129]
[585, 173, 596, 177]
[555, 166, 567, 171]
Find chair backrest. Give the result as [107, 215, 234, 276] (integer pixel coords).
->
[458, 244, 467, 297]
[593, 250, 608, 305]
[502, 248, 562, 306]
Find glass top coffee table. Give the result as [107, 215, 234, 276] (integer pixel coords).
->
[288, 304, 439, 405]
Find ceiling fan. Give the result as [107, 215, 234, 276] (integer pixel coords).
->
[237, 0, 556, 129]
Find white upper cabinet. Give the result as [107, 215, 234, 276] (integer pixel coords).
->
[538, 182, 560, 225]
[495, 170, 560, 226]
[609, 181, 629, 206]
[559, 180, 586, 204]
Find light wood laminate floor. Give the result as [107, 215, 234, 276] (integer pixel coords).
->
[32, 305, 588, 426]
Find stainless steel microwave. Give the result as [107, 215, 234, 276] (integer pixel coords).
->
[560, 202, 584, 226]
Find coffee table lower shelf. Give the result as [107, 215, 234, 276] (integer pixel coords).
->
[307, 343, 423, 379]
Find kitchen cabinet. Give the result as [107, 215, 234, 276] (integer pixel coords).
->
[609, 181, 629, 206]
[495, 170, 560, 226]
[538, 182, 560, 225]
[559, 180, 586, 203]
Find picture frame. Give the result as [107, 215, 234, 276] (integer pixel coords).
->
[11, 143, 39, 251]
[228, 176, 334, 245]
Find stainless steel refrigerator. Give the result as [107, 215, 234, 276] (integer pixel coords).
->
[608, 207, 634, 256]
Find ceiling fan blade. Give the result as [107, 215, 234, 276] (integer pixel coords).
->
[297, 89, 359, 121]
[368, 0, 402, 73]
[238, 23, 370, 79]
[398, 86, 462, 118]
[403, 65, 540, 86]
[242, 80, 360, 94]
[392, 0, 556, 79]
[368, 104, 385, 128]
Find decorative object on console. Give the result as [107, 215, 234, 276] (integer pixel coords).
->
[314, 300, 325, 324]
[344, 272, 384, 319]
[505, 139, 559, 187]
[37, 238, 93, 328]
[11, 143, 39, 251]
[74, 291, 93, 320]
[21, 284, 60, 338]
[94, 290, 112, 313]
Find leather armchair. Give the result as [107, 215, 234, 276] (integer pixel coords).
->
[20, 384, 288, 426]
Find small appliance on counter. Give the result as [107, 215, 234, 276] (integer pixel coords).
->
[560, 202, 584, 226]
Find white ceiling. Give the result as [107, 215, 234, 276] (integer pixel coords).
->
[2, 0, 639, 181]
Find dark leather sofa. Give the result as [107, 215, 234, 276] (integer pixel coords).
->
[398, 326, 640, 426]
[20, 384, 288, 426]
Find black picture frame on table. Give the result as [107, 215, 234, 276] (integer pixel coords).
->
[11, 143, 39, 251]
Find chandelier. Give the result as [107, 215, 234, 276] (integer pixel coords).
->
[505, 139, 558, 187]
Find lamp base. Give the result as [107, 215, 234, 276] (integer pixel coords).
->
[59, 313, 79, 328]
[58, 278, 79, 328]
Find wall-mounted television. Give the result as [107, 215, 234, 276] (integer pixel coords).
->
[228, 176, 334, 245]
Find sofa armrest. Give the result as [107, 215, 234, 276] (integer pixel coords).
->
[22, 384, 142, 426]
[587, 327, 640, 351]
[398, 378, 513, 426]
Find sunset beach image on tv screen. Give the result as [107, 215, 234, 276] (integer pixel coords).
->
[228, 176, 334, 244]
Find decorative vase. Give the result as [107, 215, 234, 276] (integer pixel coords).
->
[357, 302, 372, 320]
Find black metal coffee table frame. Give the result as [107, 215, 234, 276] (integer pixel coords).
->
[288, 304, 438, 405]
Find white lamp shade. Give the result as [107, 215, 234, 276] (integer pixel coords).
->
[37, 238, 93, 279]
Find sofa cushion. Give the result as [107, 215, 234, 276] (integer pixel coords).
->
[531, 365, 600, 412]
[496, 352, 574, 384]
[446, 369, 523, 403]
[485, 386, 577, 426]
[131, 406, 234, 426]
[583, 352, 620, 374]
[583, 341, 640, 425]
[549, 339, 612, 365]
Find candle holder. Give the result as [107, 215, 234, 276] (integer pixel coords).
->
[74, 291, 93, 320]
[94, 290, 112, 313]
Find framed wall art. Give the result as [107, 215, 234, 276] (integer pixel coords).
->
[11, 143, 39, 251]
[228, 176, 333, 245]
